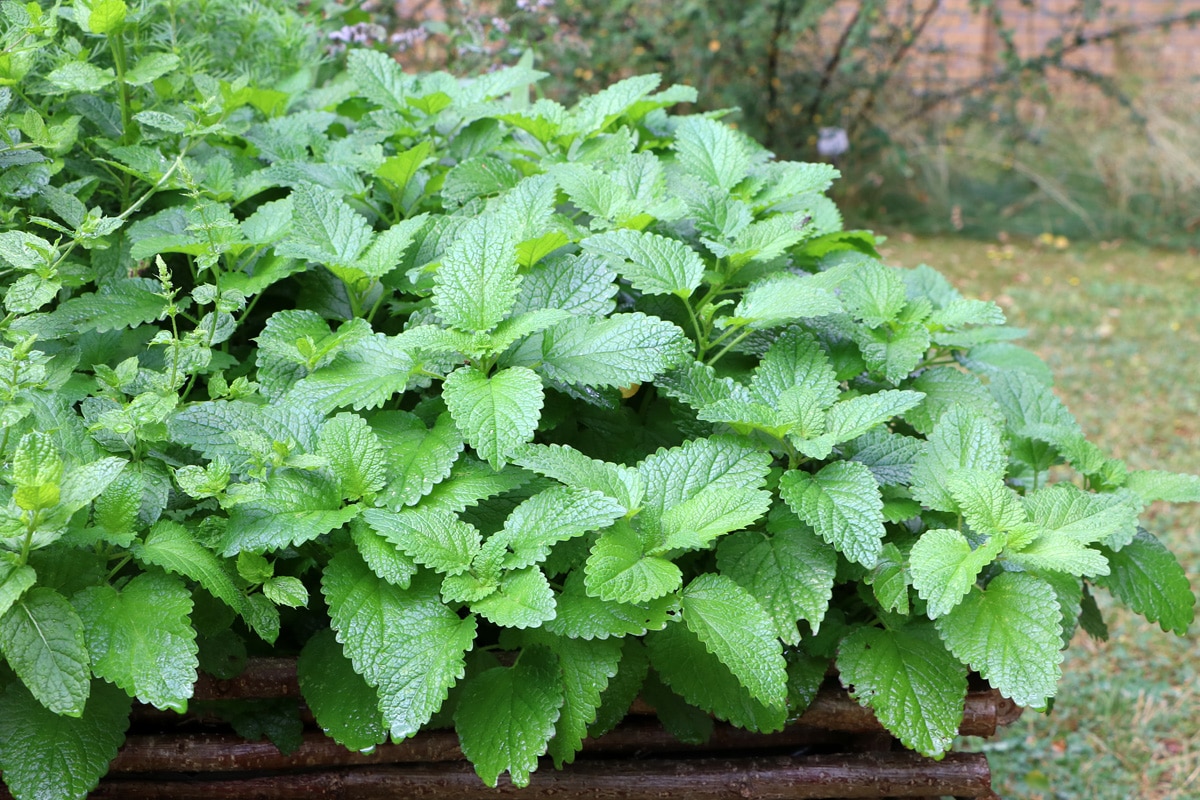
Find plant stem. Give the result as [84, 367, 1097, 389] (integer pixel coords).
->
[706, 328, 753, 366]
[108, 30, 134, 204]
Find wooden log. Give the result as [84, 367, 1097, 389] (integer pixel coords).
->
[87, 751, 995, 799]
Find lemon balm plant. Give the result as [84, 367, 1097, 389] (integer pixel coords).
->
[0, 2, 1196, 797]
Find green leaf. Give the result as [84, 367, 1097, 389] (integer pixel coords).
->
[839, 259, 908, 327]
[680, 573, 788, 708]
[297, 628, 387, 753]
[420, 459, 533, 515]
[946, 471, 1027, 535]
[1005, 534, 1109, 578]
[354, 214, 428, 279]
[442, 156, 521, 205]
[132, 521, 244, 615]
[588, 638, 650, 738]
[287, 334, 414, 414]
[837, 623, 967, 757]
[0, 561, 36, 620]
[434, 211, 520, 333]
[672, 116, 748, 192]
[905, 367, 1004, 435]
[263, 576, 309, 608]
[323, 551, 477, 739]
[987, 371, 1080, 444]
[496, 486, 624, 570]
[123, 52, 180, 85]
[512, 253, 618, 317]
[853, 320, 931, 385]
[638, 436, 772, 518]
[654, 487, 771, 554]
[910, 407, 1008, 512]
[752, 160, 840, 209]
[825, 390, 925, 444]
[517, 630, 622, 767]
[909, 528, 1005, 619]
[647, 621, 786, 733]
[1023, 484, 1139, 547]
[1097, 530, 1195, 636]
[545, 570, 679, 640]
[74, 573, 198, 712]
[46, 62, 115, 93]
[57, 456, 127, 517]
[222, 471, 359, 556]
[454, 645, 563, 788]
[0, 679, 130, 800]
[571, 73, 661, 132]
[751, 328, 840, 408]
[443, 365, 543, 469]
[511, 442, 643, 511]
[318, 413, 387, 501]
[348, 49, 411, 111]
[580, 229, 703, 297]
[780, 461, 885, 568]
[0, 588, 90, 716]
[731, 273, 843, 329]
[1123, 470, 1200, 503]
[361, 506, 481, 577]
[585, 520, 681, 603]
[717, 517, 836, 644]
[275, 186, 372, 268]
[375, 141, 432, 192]
[869, 542, 912, 615]
[375, 411, 464, 510]
[350, 517, 418, 588]
[538, 313, 690, 388]
[470, 566, 556, 629]
[936, 573, 1063, 709]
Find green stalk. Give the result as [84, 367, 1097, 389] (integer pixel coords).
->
[108, 30, 134, 205]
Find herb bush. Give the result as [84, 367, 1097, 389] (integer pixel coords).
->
[0, 2, 1196, 797]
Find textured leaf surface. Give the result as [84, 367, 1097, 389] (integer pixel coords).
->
[443, 365, 543, 468]
[673, 116, 748, 191]
[222, 471, 359, 555]
[837, 624, 967, 757]
[936, 573, 1063, 709]
[470, 567, 556, 629]
[717, 521, 836, 644]
[498, 486, 624, 570]
[0, 562, 36, 620]
[361, 506, 481, 577]
[434, 212, 520, 332]
[0, 588, 90, 716]
[1123, 470, 1200, 504]
[323, 551, 477, 739]
[132, 521, 244, 614]
[454, 646, 563, 788]
[909, 529, 1005, 619]
[318, 413, 387, 500]
[780, 461, 885, 568]
[546, 570, 679, 640]
[1023, 484, 1139, 547]
[1097, 530, 1195, 635]
[946, 472, 1027, 535]
[287, 335, 414, 414]
[638, 436, 772, 518]
[74, 573, 198, 712]
[375, 412, 464, 509]
[647, 621, 786, 733]
[680, 574, 787, 708]
[585, 521, 681, 603]
[0, 679, 130, 800]
[538, 313, 689, 389]
[655, 487, 771, 554]
[297, 628, 387, 752]
[732, 274, 842, 329]
[511, 442, 643, 511]
[910, 407, 1007, 512]
[580, 229, 703, 297]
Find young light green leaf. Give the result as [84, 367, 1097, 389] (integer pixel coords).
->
[132, 521, 245, 615]
[585, 521, 681, 603]
[654, 487, 771, 554]
[470, 566, 556, 629]
[638, 436, 772, 518]
[0, 679, 130, 800]
[74, 573, 198, 712]
[354, 214, 428, 279]
[1023, 484, 1139, 547]
[731, 273, 843, 329]
[825, 390, 925, 444]
[318, 412, 387, 501]
[936, 573, 1064, 709]
[511, 253, 618, 318]
[673, 116, 748, 192]
[839, 258, 908, 327]
[1005, 534, 1109, 578]
[946, 471, 1027, 535]
[1123, 470, 1200, 504]
[454, 645, 563, 788]
[680, 573, 788, 709]
[837, 623, 967, 758]
[909, 529, 1006, 619]
[323, 551, 477, 739]
[348, 49, 411, 111]
[1097, 530, 1195, 636]
[275, 186, 372, 268]
[580, 229, 703, 298]
[361, 506, 482, 577]
[221, 471, 359, 556]
[537, 313, 690, 389]
[443, 365, 543, 469]
[646, 621, 786, 733]
[434, 211, 521, 333]
[510, 442, 643, 511]
[779, 461, 885, 568]
[910, 407, 1007, 512]
[545, 570, 679, 640]
[297, 628, 388, 753]
[750, 328, 840, 408]
[0, 588, 90, 716]
[286, 334, 415, 414]
[497, 486, 624, 570]
[374, 411, 464, 510]
[263, 576, 309, 608]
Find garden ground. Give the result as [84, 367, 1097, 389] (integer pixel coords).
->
[879, 233, 1200, 799]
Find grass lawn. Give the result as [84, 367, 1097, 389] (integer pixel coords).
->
[877, 233, 1200, 799]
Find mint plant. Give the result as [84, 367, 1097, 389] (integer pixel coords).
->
[0, 2, 1196, 797]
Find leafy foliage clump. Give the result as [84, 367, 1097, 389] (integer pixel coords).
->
[0, 1, 1195, 796]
